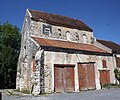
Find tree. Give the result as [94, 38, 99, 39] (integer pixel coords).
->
[114, 68, 120, 84]
[0, 22, 21, 89]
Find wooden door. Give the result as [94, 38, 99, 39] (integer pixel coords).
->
[99, 70, 110, 86]
[65, 67, 75, 92]
[78, 63, 96, 90]
[87, 63, 96, 89]
[54, 66, 64, 92]
[78, 64, 87, 90]
[54, 65, 75, 92]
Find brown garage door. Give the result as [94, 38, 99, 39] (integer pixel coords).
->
[54, 64, 75, 92]
[87, 63, 96, 89]
[54, 66, 64, 92]
[78, 63, 96, 90]
[65, 67, 75, 91]
[78, 63, 87, 90]
[99, 70, 110, 86]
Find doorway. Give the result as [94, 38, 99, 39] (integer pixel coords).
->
[78, 63, 96, 90]
[54, 64, 75, 92]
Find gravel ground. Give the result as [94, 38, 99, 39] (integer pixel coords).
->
[1, 88, 120, 100]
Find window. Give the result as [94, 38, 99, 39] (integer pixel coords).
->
[58, 29, 62, 36]
[116, 57, 120, 68]
[43, 24, 52, 35]
[32, 56, 36, 72]
[91, 37, 96, 44]
[66, 31, 71, 41]
[83, 34, 87, 43]
[75, 32, 79, 41]
[102, 60, 107, 68]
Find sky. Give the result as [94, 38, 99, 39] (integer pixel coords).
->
[0, 0, 120, 44]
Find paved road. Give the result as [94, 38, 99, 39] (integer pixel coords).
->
[2, 88, 120, 100]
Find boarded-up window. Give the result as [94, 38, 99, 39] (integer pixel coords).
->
[32, 56, 36, 72]
[43, 24, 52, 35]
[102, 60, 107, 68]
[116, 57, 120, 68]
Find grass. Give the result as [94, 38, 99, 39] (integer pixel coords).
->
[20, 89, 30, 94]
[103, 83, 120, 89]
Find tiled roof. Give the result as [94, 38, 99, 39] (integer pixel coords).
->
[32, 36, 110, 54]
[28, 9, 93, 32]
[97, 39, 120, 54]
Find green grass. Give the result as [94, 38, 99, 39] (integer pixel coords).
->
[20, 89, 30, 94]
[103, 83, 120, 89]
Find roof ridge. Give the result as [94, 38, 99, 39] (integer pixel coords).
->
[97, 39, 120, 45]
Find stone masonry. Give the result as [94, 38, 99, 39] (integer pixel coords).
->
[16, 9, 116, 94]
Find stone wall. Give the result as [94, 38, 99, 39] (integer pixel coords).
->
[17, 9, 116, 94]
[17, 9, 95, 92]
[43, 49, 116, 93]
[16, 10, 39, 92]
[94, 41, 112, 53]
[29, 19, 94, 44]
[116, 54, 120, 58]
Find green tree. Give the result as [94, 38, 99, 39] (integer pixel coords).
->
[0, 22, 21, 89]
[114, 68, 120, 84]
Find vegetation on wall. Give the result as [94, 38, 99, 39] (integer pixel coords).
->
[0, 22, 21, 89]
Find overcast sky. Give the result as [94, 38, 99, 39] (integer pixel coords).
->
[0, 0, 120, 44]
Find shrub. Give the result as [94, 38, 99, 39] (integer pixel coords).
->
[114, 68, 120, 84]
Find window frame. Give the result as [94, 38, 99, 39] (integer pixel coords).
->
[42, 24, 52, 35]
[102, 60, 107, 68]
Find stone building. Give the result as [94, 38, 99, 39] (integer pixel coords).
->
[16, 9, 116, 94]
[97, 40, 120, 68]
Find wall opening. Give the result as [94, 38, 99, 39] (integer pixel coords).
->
[83, 34, 87, 43]
[66, 31, 71, 41]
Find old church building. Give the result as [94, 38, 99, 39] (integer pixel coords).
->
[16, 9, 117, 94]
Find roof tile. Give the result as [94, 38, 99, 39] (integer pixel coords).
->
[32, 36, 111, 54]
[29, 9, 93, 32]
[97, 39, 120, 54]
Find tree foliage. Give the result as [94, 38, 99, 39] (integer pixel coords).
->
[114, 68, 120, 84]
[0, 22, 21, 89]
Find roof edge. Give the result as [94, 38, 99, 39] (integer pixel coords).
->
[31, 35, 111, 54]
[27, 9, 32, 18]
[28, 9, 93, 32]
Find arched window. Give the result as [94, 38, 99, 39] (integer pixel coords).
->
[58, 29, 62, 36]
[66, 31, 71, 41]
[83, 34, 87, 43]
